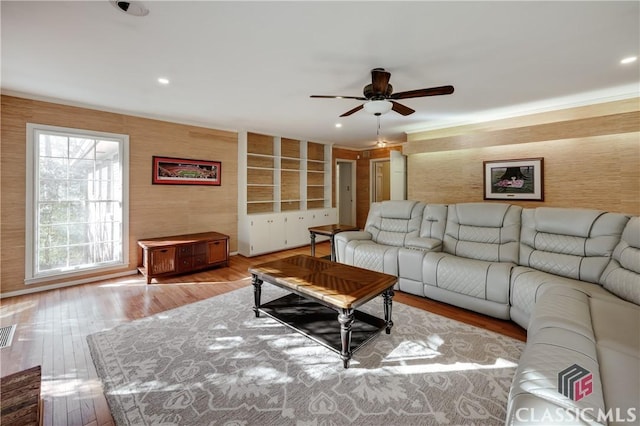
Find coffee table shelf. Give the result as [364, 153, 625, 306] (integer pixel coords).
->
[259, 293, 386, 357]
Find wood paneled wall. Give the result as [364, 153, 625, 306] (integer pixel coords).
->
[1, 95, 238, 295]
[405, 98, 640, 215]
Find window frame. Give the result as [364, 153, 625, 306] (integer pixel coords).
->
[25, 123, 129, 284]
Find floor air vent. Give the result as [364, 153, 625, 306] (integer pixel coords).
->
[0, 324, 17, 349]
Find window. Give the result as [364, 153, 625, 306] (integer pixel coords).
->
[26, 124, 129, 284]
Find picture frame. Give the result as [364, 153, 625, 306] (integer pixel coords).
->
[152, 156, 221, 186]
[483, 158, 544, 201]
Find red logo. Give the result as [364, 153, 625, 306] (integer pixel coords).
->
[558, 364, 593, 401]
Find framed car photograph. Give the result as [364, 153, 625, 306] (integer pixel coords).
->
[152, 156, 221, 186]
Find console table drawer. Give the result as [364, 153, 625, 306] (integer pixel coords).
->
[208, 240, 227, 264]
[149, 247, 176, 274]
[178, 245, 193, 256]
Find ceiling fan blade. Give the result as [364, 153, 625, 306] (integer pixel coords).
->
[391, 101, 415, 116]
[390, 85, 454, 100]
[310, 95, 367, 100]
[339, 104, 364, 117]
[371, 68, 391, 95]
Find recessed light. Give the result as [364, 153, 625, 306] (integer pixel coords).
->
[620, 56, 637, 65]
[335, 123, 342, 128]
[157, 77, 170, 85]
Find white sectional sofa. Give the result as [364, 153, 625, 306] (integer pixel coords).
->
[334, 201, 640, 425]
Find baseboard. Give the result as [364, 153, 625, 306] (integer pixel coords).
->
[0, 270, 138, 299]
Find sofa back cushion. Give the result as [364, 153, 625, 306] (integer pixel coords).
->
[364, 200, 425, 247]
[443, 203, 521, 263]
[600, 216, 640, 304]
[519, 207, 629, 284]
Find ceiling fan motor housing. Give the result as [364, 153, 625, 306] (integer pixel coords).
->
[363, 84, 393, 99]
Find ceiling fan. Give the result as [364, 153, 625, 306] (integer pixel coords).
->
[311, 68, 454, 117]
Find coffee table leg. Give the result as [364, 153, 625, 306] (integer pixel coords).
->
[338, 309, 354, 368]
[383, 288, 394, 334]
[252, 275, 262, 318]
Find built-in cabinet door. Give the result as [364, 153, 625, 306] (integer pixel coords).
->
[249, 214, 285, 255]
[311, 208, 337, 226]
[308, 208, 338, 242]
[241, 209, 337, 256]
[284, 212, 311, 248]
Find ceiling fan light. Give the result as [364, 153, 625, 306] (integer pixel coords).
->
[363, 100, 393, 115]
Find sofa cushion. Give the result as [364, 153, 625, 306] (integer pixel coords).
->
[526, 285, 595, 342]
[507, 328, 607, 425]
[589, 296, 640, 417]
[364, 200, 425, 247]
[443, 203, 521, 263]
[599, 216, 640, 305]
[519, 208, 629, 284]
[423, 252, 512, 304]
[507, 286, 608, 425]
[343, 240, 399, 275]
[509, 266, 615, 330]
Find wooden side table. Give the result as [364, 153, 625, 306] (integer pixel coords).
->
[308, 224, 360, 262]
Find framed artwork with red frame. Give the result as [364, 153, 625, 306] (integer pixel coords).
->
[152, 156, 221, 186]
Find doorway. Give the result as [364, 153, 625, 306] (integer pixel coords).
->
[336, 160, 356, 226]
[371, 159, 391, 203]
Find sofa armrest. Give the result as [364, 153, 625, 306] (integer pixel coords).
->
[334, 231, 372, 262]
[404, 236, 442, 251]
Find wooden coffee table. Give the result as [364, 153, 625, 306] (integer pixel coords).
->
[249, 254, 396, 368]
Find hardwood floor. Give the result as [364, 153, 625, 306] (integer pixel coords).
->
[0, 242, 526, 426]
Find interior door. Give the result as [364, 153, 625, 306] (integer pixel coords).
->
[371, 159, 390, 202]
[390, 150, 407, 200]
[337, 161, 355, 226]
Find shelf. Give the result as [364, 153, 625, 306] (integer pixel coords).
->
[248, 186, 275, 202]
[307, 200, 326, 209]
[243, 132, 331, 216]
[248, 155, 275, 169]
[247, 202, 276, 215]
[281, 138, 300, 158]
[307, 141, 325, 162]
[248, 132, 274, 156]
[247, 153, 275, 158]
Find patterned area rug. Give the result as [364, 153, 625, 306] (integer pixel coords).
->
[87, 285, 524, 425]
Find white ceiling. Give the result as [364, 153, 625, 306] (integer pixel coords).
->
[2, 1, 639, 149]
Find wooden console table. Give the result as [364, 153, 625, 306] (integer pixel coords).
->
[137, 231, 229, 284]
